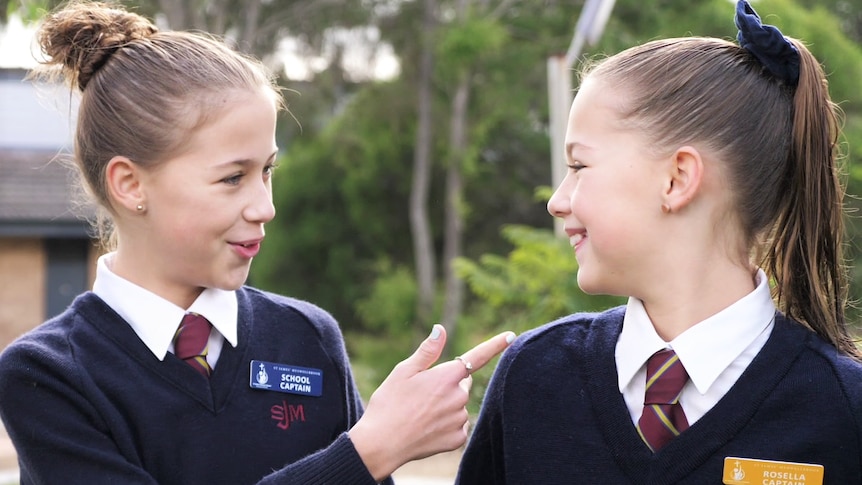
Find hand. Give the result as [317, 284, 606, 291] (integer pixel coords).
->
[348, 324, 515, 481]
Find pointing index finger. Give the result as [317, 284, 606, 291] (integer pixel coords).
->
[458, 331, 516, 374]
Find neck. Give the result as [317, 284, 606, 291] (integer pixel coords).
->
[639, 262, 756, 341]
[109, 248, 204, 310]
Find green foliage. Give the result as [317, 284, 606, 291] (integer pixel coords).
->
[435, 15, 508, 80]
[255, 2, 572, 338]
[755, 0, 862, 109]
[253, 80, 419, 327]
[456, 224, 624, 336]
[2, 0, 51, 23]
[355, 260, 418, 333]
[454, 222, 623, 412]
[347, 260, 420, 398]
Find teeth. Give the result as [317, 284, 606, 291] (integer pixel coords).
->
[569, 234, 584, 247]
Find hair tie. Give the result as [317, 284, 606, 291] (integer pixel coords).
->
[734, 0, 800, 86]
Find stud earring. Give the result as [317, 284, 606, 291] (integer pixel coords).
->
[136, 204, 145, 212]
[661, 203, 671, 214]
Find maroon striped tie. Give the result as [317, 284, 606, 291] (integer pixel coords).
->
[174, 313, 213, 377]
[636, 349, 689, 452]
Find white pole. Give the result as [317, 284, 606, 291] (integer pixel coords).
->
[547, 55, 572, 237]
[547, 0, 615, 237]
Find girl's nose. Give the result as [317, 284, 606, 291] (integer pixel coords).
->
[245, 181, 276, 223]
[547, 185, 570, 218]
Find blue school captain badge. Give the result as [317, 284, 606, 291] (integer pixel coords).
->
[249, 360, 323, 397]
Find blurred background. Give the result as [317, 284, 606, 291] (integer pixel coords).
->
[0, 0, 861, 480]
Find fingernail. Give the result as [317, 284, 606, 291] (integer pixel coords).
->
[429, 324, 441, 340]
[506, 332, 516, 344]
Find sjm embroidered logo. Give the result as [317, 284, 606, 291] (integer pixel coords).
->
[271, 399, 306, 430]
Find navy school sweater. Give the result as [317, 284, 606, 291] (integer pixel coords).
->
[456, 306, 862, 484]
[0, 287, 393, 485]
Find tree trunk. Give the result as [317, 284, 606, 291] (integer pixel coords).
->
[410, 0, 438, 328]
[238, 0, 262, 53]
[156, 0, 187, 29]
[441, 72, 470, 350]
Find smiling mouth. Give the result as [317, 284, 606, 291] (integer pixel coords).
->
[569, 233, 586, 248]
[232, 238, 263, 247]
[231, 240, 262, 259]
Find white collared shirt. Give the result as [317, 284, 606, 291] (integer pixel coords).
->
[616, 269, 775, 425]
[92, 252, 238, 369]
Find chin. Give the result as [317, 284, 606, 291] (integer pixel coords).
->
[214, 272, 251, 291]
[219, 281, 247, 291]
[576, 271, 611, 296]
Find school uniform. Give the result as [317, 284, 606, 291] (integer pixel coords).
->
[457, 270, 862, 484]
[0, 254, 389, 484]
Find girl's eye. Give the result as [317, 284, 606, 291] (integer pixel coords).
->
[222, 173, 243, 186]
[263, 162, 279, 178]
[568, 162, 585, 172]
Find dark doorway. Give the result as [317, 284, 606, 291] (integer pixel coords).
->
[45, 238, 89, 319]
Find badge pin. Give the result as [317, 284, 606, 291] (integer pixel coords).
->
[722, 456, 824, 485]
[250, 360, 323, 397]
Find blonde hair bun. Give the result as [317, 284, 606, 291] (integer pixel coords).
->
[36, 1, 157, 90]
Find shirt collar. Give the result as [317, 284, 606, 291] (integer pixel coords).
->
[616, 268, 775, 395]
[92, 252, 238, 360]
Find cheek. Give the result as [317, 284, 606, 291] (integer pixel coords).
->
[162, 187, 231, 229]
[576, 177, 642, 243]
[569, 176, 608, 222]
[156, 204, 226, 251]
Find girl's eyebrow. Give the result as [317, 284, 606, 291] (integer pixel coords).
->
[566, 141, 593, 161]
[216, 150, 279, 168]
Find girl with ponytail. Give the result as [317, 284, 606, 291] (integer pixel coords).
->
[458, 1, 862, 483]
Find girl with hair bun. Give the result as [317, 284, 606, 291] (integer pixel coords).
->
[457, 1, 862, 484]
[0, 2, 514, 484]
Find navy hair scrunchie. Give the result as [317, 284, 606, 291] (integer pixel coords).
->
[735, 0, 800, 86]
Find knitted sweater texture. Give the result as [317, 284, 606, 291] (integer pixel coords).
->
[457, 307, 862, 485]
[0, 288, 389, 485]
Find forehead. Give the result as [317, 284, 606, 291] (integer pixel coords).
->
[192, 87, 277, 126]
[565, 78, 628, 143]
[564, 77, 667, 164]
[164, 89, 278, 166]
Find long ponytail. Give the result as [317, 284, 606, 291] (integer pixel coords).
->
[764, 39, 860, 359]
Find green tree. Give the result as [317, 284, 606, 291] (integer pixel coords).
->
[256, 1, 588, 389]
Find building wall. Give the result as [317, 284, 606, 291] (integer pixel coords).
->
[0, 238, 99, 351]
[0, 238, 45, 350]
[0, 68, 99, 354]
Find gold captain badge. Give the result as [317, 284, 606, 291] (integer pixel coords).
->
[723, 457, 824, 485]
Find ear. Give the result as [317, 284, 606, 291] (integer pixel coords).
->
[662, 146, 703, 213]
[105, 156, 145, 213]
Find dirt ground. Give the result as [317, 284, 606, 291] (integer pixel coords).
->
[0, 424, 13, 474]
[392, 449, 462, 484]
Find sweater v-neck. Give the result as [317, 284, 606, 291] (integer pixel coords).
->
[81, 291, 251, 412]
[585, 309, 808, 483]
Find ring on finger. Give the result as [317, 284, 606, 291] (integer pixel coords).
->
[454, 356, 473, 378]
